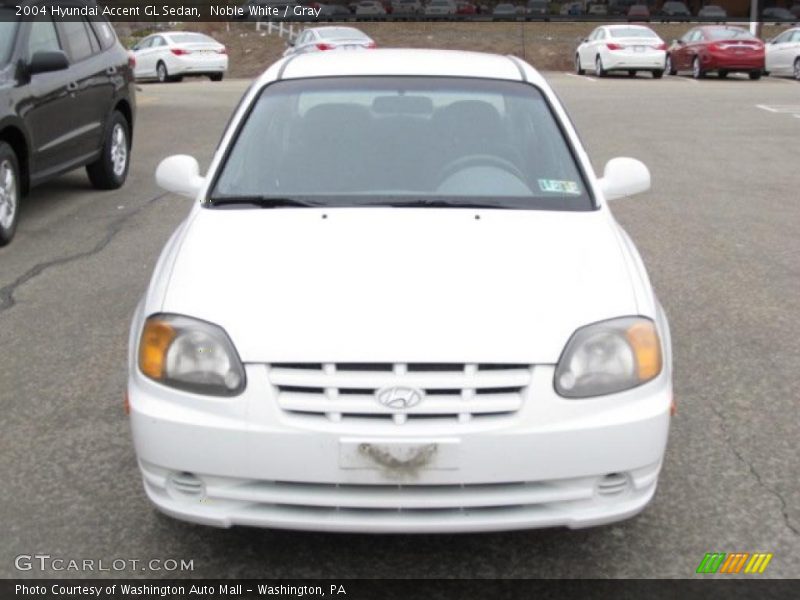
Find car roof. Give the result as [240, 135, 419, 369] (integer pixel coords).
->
[270, 49, 538, 85]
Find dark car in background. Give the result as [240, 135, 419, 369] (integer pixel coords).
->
[0, 1, 135, 245]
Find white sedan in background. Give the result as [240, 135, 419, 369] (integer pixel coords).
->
[129, 49, 672, 533]
[697, 4, 727, 21]
[577, 24, 666, 78]
[132, 32, 228, 83]
[284, 27, 376, 57]
[765, 27, 800, 80]
[355, 0, 386, 16]
[424, 0, 458, 16]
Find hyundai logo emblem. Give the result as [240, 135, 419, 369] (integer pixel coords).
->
[375, 386, 424, 410]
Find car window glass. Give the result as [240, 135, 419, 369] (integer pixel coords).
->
[793, 31, 800, 42]
[59, 19, 95, 62]
[153, 37, 166, 47]
[90, 19, 116, 50]
[28, 17, 61, 58]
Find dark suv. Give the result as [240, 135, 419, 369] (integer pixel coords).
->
[0, 1, 136, 245]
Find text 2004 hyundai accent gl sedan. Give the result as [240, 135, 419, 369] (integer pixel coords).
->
[128, 49, 673, 533]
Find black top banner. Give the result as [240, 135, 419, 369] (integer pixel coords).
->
[0, 0, 778, 23]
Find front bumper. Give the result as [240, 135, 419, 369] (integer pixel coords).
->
[129, 361, 671, 533]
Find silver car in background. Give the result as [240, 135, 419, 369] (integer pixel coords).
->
[284, 27, 377, 57]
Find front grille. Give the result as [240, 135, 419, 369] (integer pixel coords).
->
[268, 362, 532, 424]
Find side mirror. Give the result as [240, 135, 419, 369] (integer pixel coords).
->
[27, 51, 69, 76]
[155, 155, 204, 199]
[599, 157, 650, 201]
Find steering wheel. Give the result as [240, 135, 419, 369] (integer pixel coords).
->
[436, 154, 527, 186]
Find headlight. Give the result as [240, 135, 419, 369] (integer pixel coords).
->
[554, 317, 662, 398]
[138, 314, 245, 396]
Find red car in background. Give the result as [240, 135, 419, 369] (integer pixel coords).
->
[666, 26, 765, 79]
[456, 0, 477, 15]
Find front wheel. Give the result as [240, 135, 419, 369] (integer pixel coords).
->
[749, 70, 762, 80]
[0, 142, 21, 246]
[209, 73, 224, 82]
[794, 58, 800, 81]
[86, 111, 130, 190]
[652, 69, 664, 79]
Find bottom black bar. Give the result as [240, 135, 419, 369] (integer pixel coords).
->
[2, 579, 798, 600]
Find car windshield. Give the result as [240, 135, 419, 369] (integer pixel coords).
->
[706, 28, 755, 40]
[321, 28, 367, 40]
[211, 77, 592, 211]
[610, 28, 657, 38]
[0, 10, 19, 65]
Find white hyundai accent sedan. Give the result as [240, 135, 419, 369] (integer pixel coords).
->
[128, 49, 673, 533]
[132, 32, 228, 83]
[576, 24, 667, 78]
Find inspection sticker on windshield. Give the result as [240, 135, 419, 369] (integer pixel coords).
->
[538, 179, 581, 195]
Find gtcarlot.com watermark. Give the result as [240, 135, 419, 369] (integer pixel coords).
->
[14, 554, 194, 573]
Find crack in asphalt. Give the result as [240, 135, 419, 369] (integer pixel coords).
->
[0, 192, 168, 314]
[708, 400, 800, 537]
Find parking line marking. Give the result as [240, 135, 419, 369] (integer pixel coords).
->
[564, 72, 597, 82]
[756, 104, 779, 112]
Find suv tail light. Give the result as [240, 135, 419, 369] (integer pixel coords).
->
[171, 48, 190, 56]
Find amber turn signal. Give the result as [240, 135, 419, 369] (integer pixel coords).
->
[139, 318, 176, 380]
[626, 321, 662, 382]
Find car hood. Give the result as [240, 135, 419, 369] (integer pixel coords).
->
[160, 207, 639, 364]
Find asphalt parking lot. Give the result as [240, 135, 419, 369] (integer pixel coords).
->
[1, 72, 798, 579]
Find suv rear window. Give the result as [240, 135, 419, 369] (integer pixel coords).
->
[212, 77, 593, 211]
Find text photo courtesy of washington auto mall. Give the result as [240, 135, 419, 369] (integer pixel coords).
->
[0, 0, 799, 596]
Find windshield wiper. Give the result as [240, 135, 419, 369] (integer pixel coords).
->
[210, 196, 322, 208]
[363, 199, 511, 209]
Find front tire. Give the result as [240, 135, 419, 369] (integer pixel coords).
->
[652, 69, 664, 78]
[595, 55, 607, 77]
[86, 111, 130, 190]
[209, 73, 224, 82]
[0, 142, 21, 246]
[749, 70, 762, 80]
[794, 58, 800, 81]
